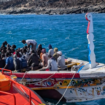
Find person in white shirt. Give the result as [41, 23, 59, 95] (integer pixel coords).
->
[43, 55, 58, 71]
[22, 39, 37, 52]
[57, 51, 66, 69]
[48, 44, 54, 57]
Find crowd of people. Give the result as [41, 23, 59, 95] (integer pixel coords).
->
[0, 39, 66, 71]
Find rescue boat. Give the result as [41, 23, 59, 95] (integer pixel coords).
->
[2, 13, 105, 103]
[0, 69, 45, 105]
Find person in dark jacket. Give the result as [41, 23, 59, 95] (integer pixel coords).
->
[27, 50, 40, 67]
[0, 54, 5, 68]
[36, 44, 42, 57]
[4, 52, 14, 70]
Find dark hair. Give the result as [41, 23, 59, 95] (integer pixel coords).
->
[2, 41, 7, 46]
[38, 44, 42, 48]
[49, 44, 52, 49]
[22, 40, 26, 43]
[4, 41, 7, 45]
[12, 45, 16, 49]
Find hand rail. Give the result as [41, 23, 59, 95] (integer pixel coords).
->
[0, 69, 31, 105]
[0, 90, 16, 105]
[10, 79, 32, 105]
[1, 68, 12, 75]
[20, 85, 31, 105]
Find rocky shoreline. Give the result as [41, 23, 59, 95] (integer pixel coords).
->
[0, 5, 105, 15]
[0, 0, 105, 14]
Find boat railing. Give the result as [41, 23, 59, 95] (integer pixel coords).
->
[10, 78, 32, 105]
[0, 68, 32, 105]
[0, 90, 16, 105]
[1, 68, 12, 75]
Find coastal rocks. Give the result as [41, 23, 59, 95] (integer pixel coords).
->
[0, 6, 105, 15]
[0, 0, 105, 14]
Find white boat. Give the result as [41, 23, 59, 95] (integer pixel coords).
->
[3, 13, 105, 103]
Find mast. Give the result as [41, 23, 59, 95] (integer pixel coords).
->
[85, 13, 97, 68]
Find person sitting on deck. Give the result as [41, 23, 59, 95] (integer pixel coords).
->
[13, 51, 21, 71]
[48, 44, 54, 57]
[43, 55, 57, 71]
[1, 41, 7, 48]
[37, 44, 42, 57]
[11, 45, 16, 53]
[22, 39, 37, 52]
[0, 54, 5, 68]
[1, 54, 6, 60]
[31, 63, 39, 70]
[7, 44, 11, 50]
[4, 52, 14, 70]
[40, 48, 45, 61]
[22, 48, 29, 60]
[57, 51, 66, 69]
[27, 50, 40, 67]
[42, 48, 48, 67]
[53, 48, 59, 61]
[1, 48, 6, 56]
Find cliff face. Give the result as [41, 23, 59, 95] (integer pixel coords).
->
[0, 0, 105, 14]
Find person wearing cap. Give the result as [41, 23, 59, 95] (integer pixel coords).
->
[43, 54, 57, 71]
[53, 48, 59, 61]
[22, 39, 37, 52]
[48, 44, 54, 57]
[42, 48, 48, 67]
[57, 51, 66, 69]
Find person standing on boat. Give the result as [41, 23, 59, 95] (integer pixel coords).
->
[43, 55, 57, 71]
[57, 51, 66, 69]
[22, 39, 37, 52]
[48, 44, 54, 57]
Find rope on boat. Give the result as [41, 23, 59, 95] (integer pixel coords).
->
[27, 71, 58, 85]
[20, 70, 57, 85]
[55, 72, 76, 105]
[20, 71, 27, 83]
[38, 72, 57, 83]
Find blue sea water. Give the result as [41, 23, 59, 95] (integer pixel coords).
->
[0, 13, 105, 105]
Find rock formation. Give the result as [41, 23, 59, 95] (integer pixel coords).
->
[0, 0, 105, 14]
